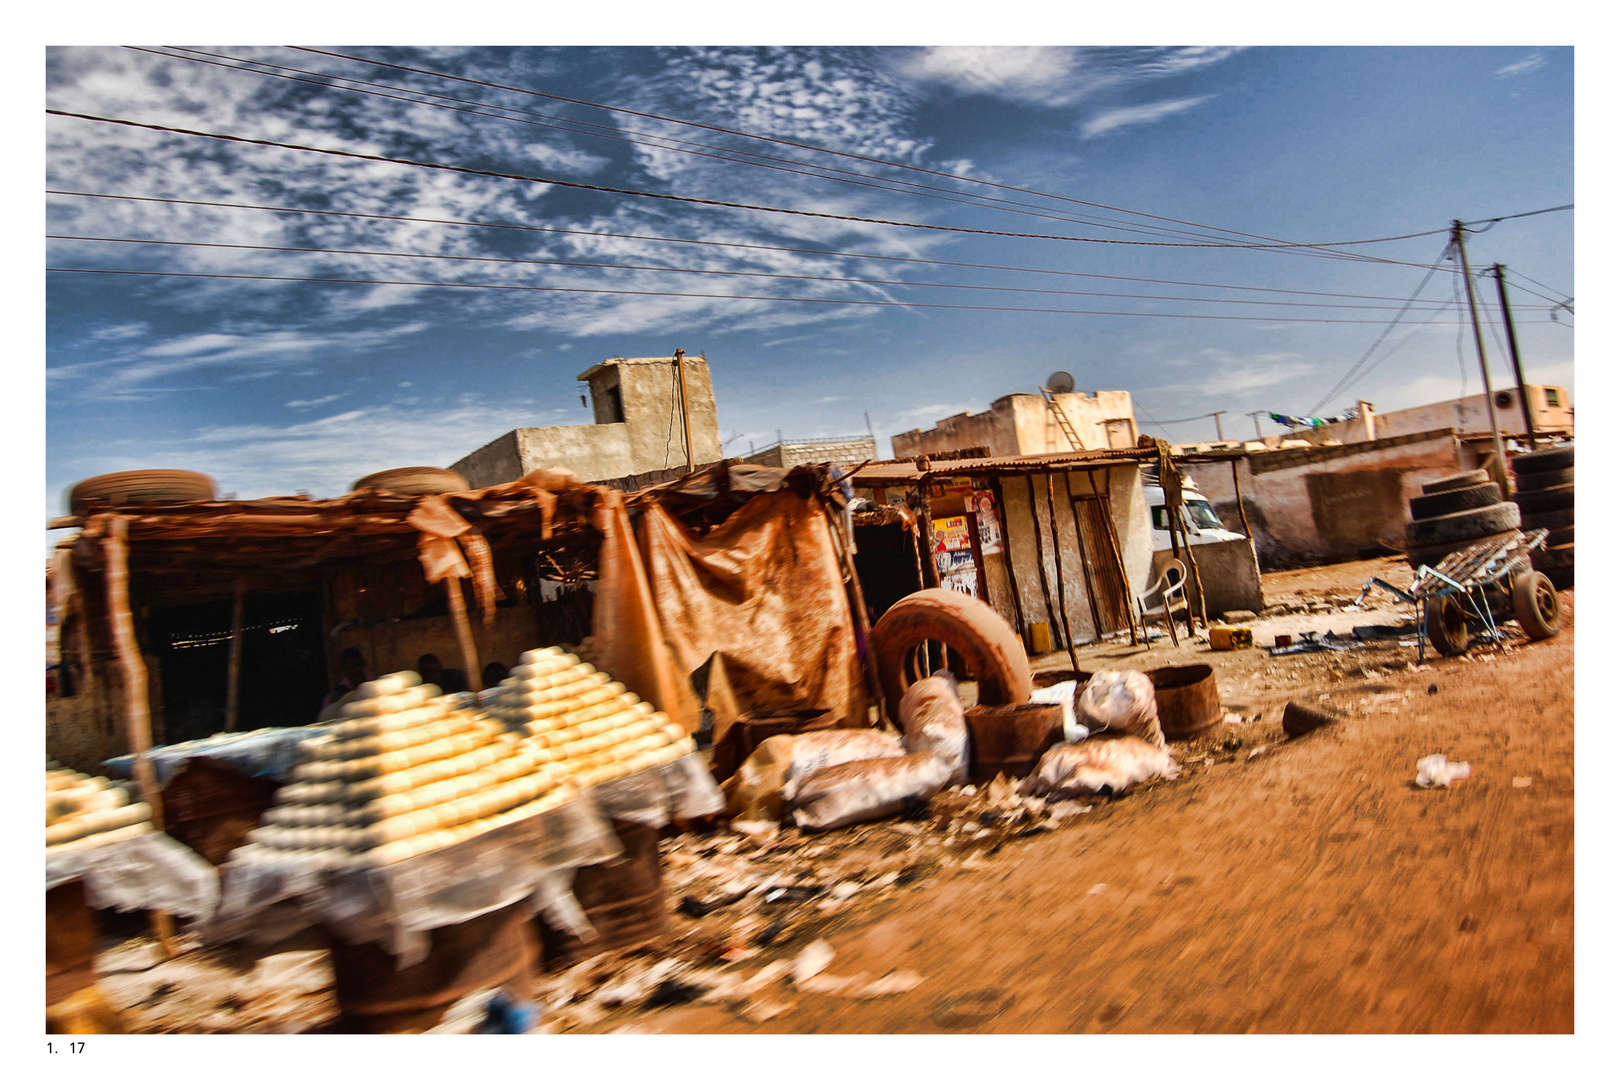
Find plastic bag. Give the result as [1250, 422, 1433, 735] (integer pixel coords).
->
[783, 753, 953, 830]
[1019, 735, 1179, 799]
[721, 730, 906, 822]
[1029, 680, 1087, 743]
[897, 673, 969, 784]
[1077, 670, 1164, 748]
[1415, 754, 1471, 788]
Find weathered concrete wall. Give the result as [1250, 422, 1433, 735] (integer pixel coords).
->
[893, 391, 1138, 458]
[745, 438, 877, 469]
[451, 430, 524, 489]
[517, 423, 636, 483]
[1291, 386, 1573, 447]
[1181, 430, 1463, 567]
[587, 356, 722, 474]
[1156, 539, 1264, 618]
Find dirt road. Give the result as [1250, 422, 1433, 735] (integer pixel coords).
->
[644, 557, 1574, 1034]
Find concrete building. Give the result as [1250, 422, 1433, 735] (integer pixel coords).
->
[452, 356, 723, 486]
[892, 390, 1139, 460]
[743, 435, 878, 470]
[1284, 387, 1572, 448]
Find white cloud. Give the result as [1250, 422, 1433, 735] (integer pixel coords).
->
[524, 143, 610, 174]
[892, 47, 1242, 107]
[1496, 53, 1545, 78]
[286, 393, 345, 409]
[88, 321, 149, 341]
[1082, 96, 1213, 138]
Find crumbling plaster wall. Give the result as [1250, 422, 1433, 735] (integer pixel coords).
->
[892, 391, 1138, 459]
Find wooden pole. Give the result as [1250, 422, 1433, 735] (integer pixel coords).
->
[915, 481, 941, 589]
[1025, 473, 1060, 652]
[1451, 221, 1512, 498]
[1492, 263, 1539, 451]
[101, 516, 179, 957]
[446, 578, 484, 692]
[822, 502, 887, 728]
[1087, 468, 1138, 645]
[1062, 472, 1106, 643]
[224, 576, 246, 732]
[674, 348, 694, 473]
[1229, 458, 1254, 539]
[987, 475, 1027, 640]
[1045, 472, 1084, 673]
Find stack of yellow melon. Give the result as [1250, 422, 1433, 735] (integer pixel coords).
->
[241, 671, 576, 868]
[47, 768, 152, 853]
[491, 647, 695, 788]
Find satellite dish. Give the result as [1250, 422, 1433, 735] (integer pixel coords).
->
[1046, 370, 1075, 394]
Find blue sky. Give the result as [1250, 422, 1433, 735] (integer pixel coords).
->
[45, 44, 1574, 520]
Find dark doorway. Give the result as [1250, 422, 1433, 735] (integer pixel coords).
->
[148, 589, 329, 743]
[853, 523, 924, 621]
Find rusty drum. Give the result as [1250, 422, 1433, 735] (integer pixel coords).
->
[1147, 664, 1223, 740]
[537, 819, 670, 972]
[965, 703, 1066, 781]
[327, 899, 538, 1033]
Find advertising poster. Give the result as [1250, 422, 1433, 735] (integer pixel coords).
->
[971, 488, 1003, 554]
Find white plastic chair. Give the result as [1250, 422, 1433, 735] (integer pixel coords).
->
[1136, 558, 1190, 647]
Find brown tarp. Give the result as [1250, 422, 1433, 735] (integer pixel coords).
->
[605, 487, 868, 747]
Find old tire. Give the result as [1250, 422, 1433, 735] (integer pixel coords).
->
[1511, 571, 1562, 641]
[1542, 525, 1575, 547]
[1520, 507, 1575, 531]
[1424, 596, 1471, 657]
[1511, 445, 1574, 474]
[1421, 470, 1490, 495]
[1406, 527, 1519, 570]
[870, 588, 1031, 721]
[68, 469, 217, 515]
[1408, 482, 1500, 520]
[1512, 484, 1574, 515]
[1513, 466, 1573, 491]
[352, 466, 469, 496]
[1405, 501, 1520, 548]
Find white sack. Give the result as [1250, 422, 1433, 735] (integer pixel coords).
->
[784, 753, 953, 830]
[897, 674, 969, 785]
[1077, 670, 1164, 748]
[1019, 736, 1180, 799]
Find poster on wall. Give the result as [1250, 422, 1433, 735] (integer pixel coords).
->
[942, 568, 979, 597]
[971, 488, 1003, 554]
[932, 514, 972, 578]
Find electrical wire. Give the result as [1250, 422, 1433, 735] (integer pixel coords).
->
[44, 266, 1428, 324]
[45, 233, 1464, 313]
[46, 189, 1470, 305]
[1331, 301, 1460, 401]
[48, 108, 1462, 257]
[1461, 204, 1573, 229]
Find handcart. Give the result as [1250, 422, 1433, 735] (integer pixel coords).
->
[1409, 528, 1561, 661]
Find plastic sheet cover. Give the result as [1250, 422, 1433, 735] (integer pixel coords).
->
[589, 751, 726, 830]
[103, 726, 331, 785]
[46, 830, 220, 923]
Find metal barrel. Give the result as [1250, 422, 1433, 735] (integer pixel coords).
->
[1147, 664, 1223, 740]
[537, 819, 670, 972]
[965, 703, 1066, 781]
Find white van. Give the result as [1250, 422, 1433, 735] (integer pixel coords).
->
[1145, 483, 1245, 551]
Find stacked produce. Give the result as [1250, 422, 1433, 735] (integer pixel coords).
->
[489, 646, 695, 788]
[240, 671, 576, 869]
[46, 768, 152, 852]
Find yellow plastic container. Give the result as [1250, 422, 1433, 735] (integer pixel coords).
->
[1024, 621, 1054, 654]
[1208, 625, 1253, 651]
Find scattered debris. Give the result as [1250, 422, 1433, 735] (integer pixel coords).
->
[1282, 700, 1345, 737]
[1415, 754, 1472, 788]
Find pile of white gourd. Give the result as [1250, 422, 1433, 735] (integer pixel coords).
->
[47, 768, 152, 853]
[241, 670, 571, 869]
[239, 650, 695, 870]
[489, 646, 695, 788]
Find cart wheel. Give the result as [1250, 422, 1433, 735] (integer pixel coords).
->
[1425, 596, 1471, 657]
[1511, 571, 1562, 641]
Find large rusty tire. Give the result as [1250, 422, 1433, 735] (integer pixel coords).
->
[1510, 445, 1574, 475]
[352, 466, 468, 496]
[1424, 596, 1471, 657]
[1513, 466, 1573, 491]
[1512, 484, 1574, 515]
[68, 469, 217, 515]
[870, 589, 1031, 720]
[1406, 528, 1520, 570]
[1408, 482, 1500, 520]
[1421, 470, 1490, 495]
[1405, 501, 1520, 549]
[1519, 507, 1574, 531]
[1511, 570, 1562, 641]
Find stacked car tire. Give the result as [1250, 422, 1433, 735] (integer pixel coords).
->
[1404, 469, 1521, 570]
[1511, 444, 1575, 589]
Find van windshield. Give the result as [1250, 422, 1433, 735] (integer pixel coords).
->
[1186, 500, 1223, 530]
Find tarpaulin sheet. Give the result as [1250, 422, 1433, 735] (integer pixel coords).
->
[46, 830, 220, 923]
[209, 793, 619, 966]
[588, 751, 726, 831]
[629, 489, 868, 748]
[103, 726, 330, 785]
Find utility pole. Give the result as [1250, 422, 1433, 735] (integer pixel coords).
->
[1491, 264, 1539, 451]
[1246, 410, 1267, 440]
[673, 347, 694, 473]
[1211, 410, 1226, 441]
[1450, 221, 1511, 498]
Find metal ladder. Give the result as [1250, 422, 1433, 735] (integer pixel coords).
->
[1040, 387, 1084, 451]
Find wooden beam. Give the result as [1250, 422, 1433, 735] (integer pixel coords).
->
[987, 475, 1026, 639]
[1045, 472, 1084, 674]
[1230, 457, 1254, 539]
[101, 516, 179, 957]
[445, 577, 484, 692]
[224, 577, 247, 732]
[1025, 473, 1060, 651]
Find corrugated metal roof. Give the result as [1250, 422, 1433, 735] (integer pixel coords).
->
[852, 447, 1155, 483]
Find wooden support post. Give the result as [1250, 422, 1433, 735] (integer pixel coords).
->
[446, 578, 484, 692]
[674, 348, 694, 473]
[915, 481, 941, 589]
[1025, 473, 1060, 651]
[987, 475, 1027, 639]
[224, 576, 247, 732]
[1044, 472, 1083, 674]
[1087, 469, 1138, 645]
[822, 502, 887, 728]
[1229, 457, 1254, 539]
[101, 516, 179, 957]
[1065, 475, 1105, 638]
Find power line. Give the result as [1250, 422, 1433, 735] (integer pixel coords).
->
[47, 189, 1470, 304]
[133, 46, 1275, 248]
[48, 109, 1462, 257]
[45, 266, 1430, 324]
[1462, 204, 1573, 229]
[45, 233, 1465, 313]
[1503, 266, 1572, 304]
